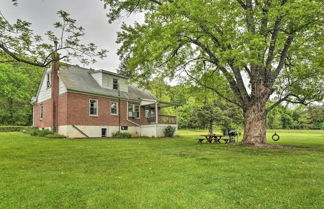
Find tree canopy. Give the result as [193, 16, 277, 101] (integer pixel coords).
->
[103, 0, 324, 144]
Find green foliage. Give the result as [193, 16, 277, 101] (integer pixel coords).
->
[163, 125, 176, 137]
[0, 126, 25, 132]
[112, 131, 132, 138]
[267, 104, 324, 130]
[21, 126, 53, 137]
[0, 63, 43, 125]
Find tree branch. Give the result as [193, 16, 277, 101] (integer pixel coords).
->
[184, 69, 243, 108]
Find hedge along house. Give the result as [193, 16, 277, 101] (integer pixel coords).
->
[31, 62, 178, 138]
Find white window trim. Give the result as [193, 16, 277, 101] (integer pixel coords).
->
[89, 99, 98, 116]
[110, 101, 119, 116]
[40, 104, 43, 121]
[128, 103, 140, 119]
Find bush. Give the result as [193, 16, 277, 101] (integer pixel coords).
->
[21, 127, 54, 137]
[112, 131, 132, 138]
[163, 126, 176, 137]
[0, 126, 25, 132]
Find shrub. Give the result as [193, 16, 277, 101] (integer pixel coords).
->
[0, 126, 25, 132]
[112, 131, 132, 138]
[163, 126, 176, 137]
[21, 127, 54, 137]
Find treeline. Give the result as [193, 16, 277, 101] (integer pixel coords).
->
[0, 61, 43, 126]
[267, 104, 324, 130]
[143, 78, 324, 130]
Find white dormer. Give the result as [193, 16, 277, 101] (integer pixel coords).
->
[91, 70, 128, 92]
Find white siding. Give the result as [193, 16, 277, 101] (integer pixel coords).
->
[102, 74, 128, 92]
[59, 77, 67, 95]
[91, 72, 103, 87]
[37, 68, 51, 103]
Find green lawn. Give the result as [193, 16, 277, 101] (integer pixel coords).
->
[0, 130, 323, 209]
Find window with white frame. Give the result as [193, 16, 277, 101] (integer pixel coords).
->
[40, 104, 43, 120]
[89, 99, 98, 116]
[110, 101, 118, 115]
[113, 78, 119, 90]
[128, 103, 140, 119]
[46, 73, 51, 88]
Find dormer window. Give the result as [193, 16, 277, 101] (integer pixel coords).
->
[113, 78, 119, 90]
[46, 73, 51, 88]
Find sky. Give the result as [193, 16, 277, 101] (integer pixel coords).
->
[1, 0, 143, 72]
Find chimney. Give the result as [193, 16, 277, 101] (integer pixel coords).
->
[51, 53, 60, 132]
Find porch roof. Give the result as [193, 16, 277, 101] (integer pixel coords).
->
[140, 100, 180, 108]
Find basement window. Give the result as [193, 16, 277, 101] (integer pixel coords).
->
[121, 126, 128, 130]
[89, 99, 98, 116]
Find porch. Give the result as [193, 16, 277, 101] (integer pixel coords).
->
[140, 99, 179, 125]
[147, 115, 177, 124]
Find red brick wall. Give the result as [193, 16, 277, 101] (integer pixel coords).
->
[66, 92, 151, 127]
[33, 92, 156, 128]
[33, 99, 53, 129]
[58, 93, 68, 126]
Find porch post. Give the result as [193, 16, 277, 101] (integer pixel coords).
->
[155, 101, 158, 124]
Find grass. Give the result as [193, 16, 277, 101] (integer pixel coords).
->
[0, 130, 323, 209]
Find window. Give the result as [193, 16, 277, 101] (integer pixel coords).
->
[113, 78, 119, 90]
[145, 106, 150, 118]
[134, 105, 140, 118]
[101, 128, 107, 137]
[46, 73, 51, 88]
[110, 101, 118, 115]
[40, 104, 43, 120]
[89, 99, 98, 116]
[145, 106, 155, 118]
[121, 126, 128, 130]
[128, 103, 140, 119]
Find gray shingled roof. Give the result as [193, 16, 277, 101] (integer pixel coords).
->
[59, 65, 156, 101]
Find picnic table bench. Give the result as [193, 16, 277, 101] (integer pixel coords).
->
[196, 134, 236, 144]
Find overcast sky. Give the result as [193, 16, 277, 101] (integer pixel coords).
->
[1, 0, 143, 72]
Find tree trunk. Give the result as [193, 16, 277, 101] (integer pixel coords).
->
[208, 120, 213, 134]
[242, 101, 267, 144]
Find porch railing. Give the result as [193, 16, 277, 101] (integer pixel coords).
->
[147, 115, 177, 124]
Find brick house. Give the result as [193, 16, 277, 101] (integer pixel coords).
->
[32, 62, 178, 138]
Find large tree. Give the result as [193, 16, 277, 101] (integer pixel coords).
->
[102, 0, 324, 145]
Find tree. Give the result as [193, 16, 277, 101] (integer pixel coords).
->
[102, 0, 324, 145]
[0, 63, 42, 125]
[0, 8, 107, 67]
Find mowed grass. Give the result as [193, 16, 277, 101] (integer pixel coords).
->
[0, 130, 323, 209]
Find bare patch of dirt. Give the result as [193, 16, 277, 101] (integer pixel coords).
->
[234, 142, 294, 149]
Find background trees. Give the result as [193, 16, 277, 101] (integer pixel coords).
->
[0, 62, 42, 125]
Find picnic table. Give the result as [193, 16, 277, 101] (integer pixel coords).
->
[196, 133, 237, 144]
[198, 134, 224, 144]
